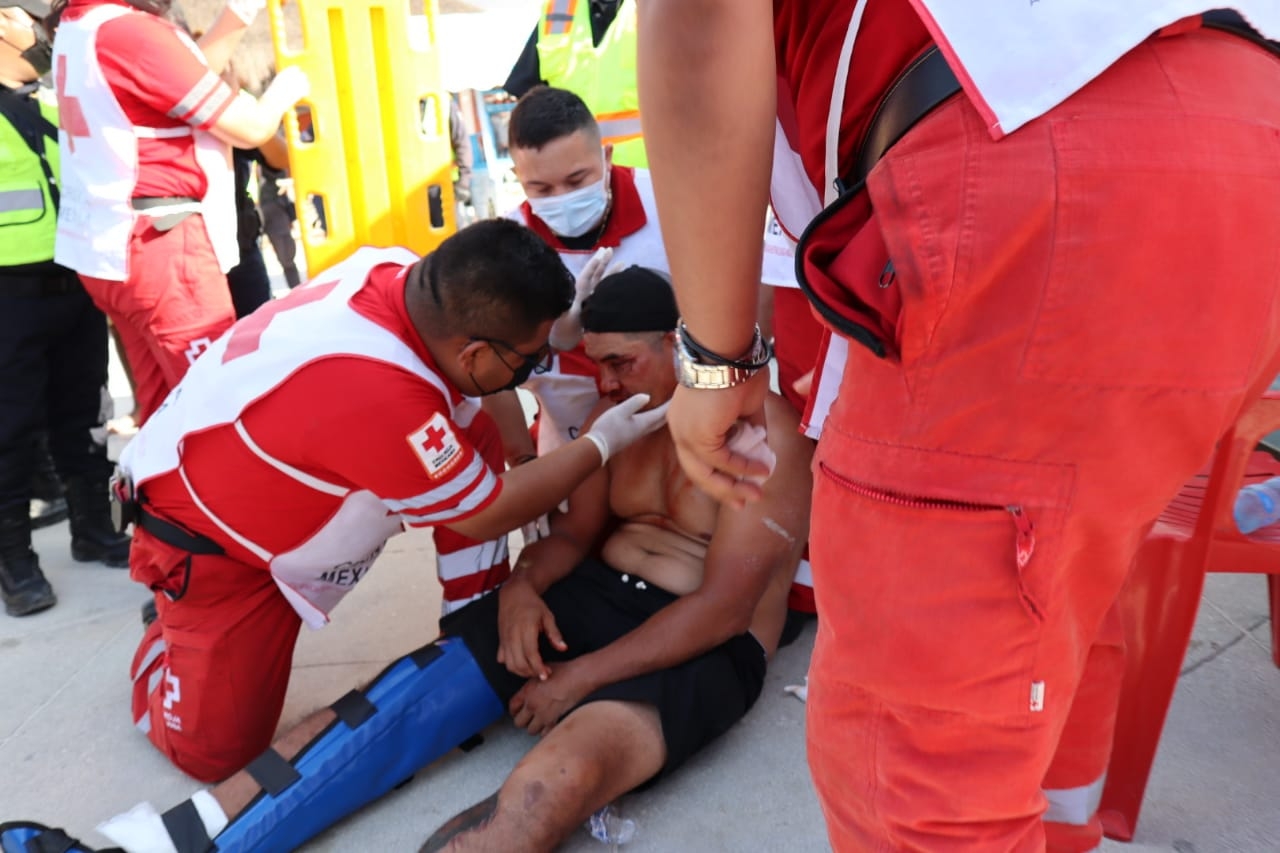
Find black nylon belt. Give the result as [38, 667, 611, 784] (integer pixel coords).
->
[331, 689, 378, 728]
[842, 45, 960, 195]
[1203, 9, 1280, 56]
[245, 747, 302, 797]
[159, 800, 213, 853]
[839, 9, 1277, 197]
[137, 509, 224, 556]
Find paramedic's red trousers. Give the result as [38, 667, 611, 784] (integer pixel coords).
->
[128, 412, 510, 782]
[804, 29, 1280, 852]
[80, 214, 236, 426]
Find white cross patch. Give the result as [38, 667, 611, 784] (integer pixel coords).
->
[408, 412, 464, 479]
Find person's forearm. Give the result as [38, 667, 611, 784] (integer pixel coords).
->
[509, 533, 586, 595]
[638, 0, 775, 357]
[481, 391, 537, 466]
[196, 8, 250, 75]
[442, 437, 603, 542]
[259, 131, 289, 171]
[571, 590, 755, 694]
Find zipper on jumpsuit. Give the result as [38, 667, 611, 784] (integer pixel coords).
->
[818, 462, 1040, 618]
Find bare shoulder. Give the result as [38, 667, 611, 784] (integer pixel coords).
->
[762, 393, 812, 481]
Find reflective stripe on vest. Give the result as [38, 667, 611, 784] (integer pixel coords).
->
[596, 111, 642, 145]
[0, 188, 43, 214]
[543, 0, 576, 35]
[1043, 775, 1106, 826]
[0, 97, 58, 266]
[536, 0, 646, 166]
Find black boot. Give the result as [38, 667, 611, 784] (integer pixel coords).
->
[64, 477, 131, 568]
[30, 438, 68, 530]
[0, 504, 56, 617]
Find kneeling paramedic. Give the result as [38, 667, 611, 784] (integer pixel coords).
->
[48, 220, 664, 787]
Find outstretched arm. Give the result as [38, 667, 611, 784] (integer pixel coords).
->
[638, 0, 779, 507]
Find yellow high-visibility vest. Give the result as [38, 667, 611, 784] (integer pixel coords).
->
[0, 95, 59, 267]
[536, 0, 645, 167]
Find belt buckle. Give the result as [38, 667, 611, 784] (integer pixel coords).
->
[110, 469, 138, 533]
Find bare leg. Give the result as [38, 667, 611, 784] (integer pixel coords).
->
[422, 700, 665, 853]
[211, 709, 338, 819]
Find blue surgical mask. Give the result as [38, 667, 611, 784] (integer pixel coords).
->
[528, 174, 610, 238]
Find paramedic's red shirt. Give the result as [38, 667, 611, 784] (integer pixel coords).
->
[64, 0, 237, 199]
[774, 0, 933, 196]
[144, 264, 501, 562]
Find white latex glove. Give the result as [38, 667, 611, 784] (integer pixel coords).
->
[263, 66, 311, 113]
[226, 0, 267, 25]
[582, 394, 668, 465]
[724, 421, 776, 487]
[520, 513, 551, 545]
[549, 246, 612, 351]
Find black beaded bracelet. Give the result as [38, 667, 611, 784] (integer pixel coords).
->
[677, 321, 773, 371]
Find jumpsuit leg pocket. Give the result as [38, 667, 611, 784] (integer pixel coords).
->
[809, 440, 1074, 722]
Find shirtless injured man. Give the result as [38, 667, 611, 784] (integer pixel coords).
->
[2, 265, 812, 853]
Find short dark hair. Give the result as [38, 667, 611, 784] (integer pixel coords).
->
[415, 219, 573, 341]
[508, 86, 599, 151]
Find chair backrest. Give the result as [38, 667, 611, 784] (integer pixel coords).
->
[1201, 393, 1280, 572]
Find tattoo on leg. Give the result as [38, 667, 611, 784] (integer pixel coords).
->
[420, 792, 501, 852]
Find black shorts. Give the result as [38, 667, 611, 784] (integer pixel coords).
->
[441, 557, 767, 785]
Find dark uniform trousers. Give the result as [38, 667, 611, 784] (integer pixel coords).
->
[0, 264, 112, 510]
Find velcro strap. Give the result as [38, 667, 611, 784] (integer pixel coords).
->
[331, 689, 377, 728]
[409, 644, 444, 669]
[158, 800, 212, 853]
[245, 748, 302, 797]
[23, 828, 77, 853]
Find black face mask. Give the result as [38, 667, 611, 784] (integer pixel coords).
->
[467, 338, 548, 396]
[19, 24, 51, 77]
[469, 358, 538, 397]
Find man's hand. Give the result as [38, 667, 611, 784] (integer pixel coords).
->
[667, 372, 772, 508]
[549, 246, 613, 351]
[509, 659, 593, 736]
[496, 575, 566, 680]
[582, 394, 668, 465]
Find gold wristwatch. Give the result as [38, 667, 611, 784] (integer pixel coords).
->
[674, 323, 772, 390]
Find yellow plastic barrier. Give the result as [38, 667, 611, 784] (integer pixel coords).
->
[267, 0, 456, 273]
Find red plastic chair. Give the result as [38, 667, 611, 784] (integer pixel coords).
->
[1099, 393, 1280, 842]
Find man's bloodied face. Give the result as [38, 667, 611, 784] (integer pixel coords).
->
[584, 330, 676, 411]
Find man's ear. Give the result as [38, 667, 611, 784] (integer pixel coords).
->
[456, 338, 488, 373]
[603, 144, 614, 167]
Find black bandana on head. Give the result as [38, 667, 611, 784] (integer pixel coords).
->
[580, 266, 678, 334]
